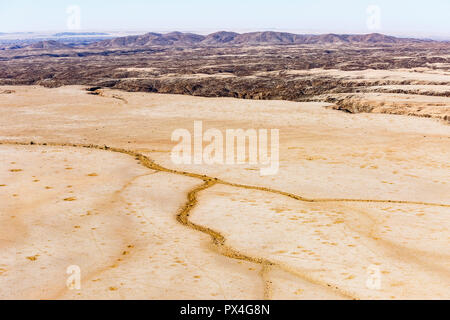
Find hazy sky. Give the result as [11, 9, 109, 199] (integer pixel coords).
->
[1, 0, 449, 38]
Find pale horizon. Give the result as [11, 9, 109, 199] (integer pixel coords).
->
[1, 0, 449, 39]
[0, 29, 448, 42]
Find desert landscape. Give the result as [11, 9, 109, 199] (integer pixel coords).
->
[2, 31, 449, 122]
[0, 28, 449, 300]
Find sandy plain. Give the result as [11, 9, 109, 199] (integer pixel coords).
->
[0, 85, 449, 299]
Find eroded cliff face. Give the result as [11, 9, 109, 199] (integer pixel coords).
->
[326, 93, 450, 122]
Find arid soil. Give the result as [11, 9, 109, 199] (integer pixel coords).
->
[0, 86, 449, 299]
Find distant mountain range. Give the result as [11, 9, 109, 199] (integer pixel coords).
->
[4, 31, 439, 50]
[90, 31, 432, 48]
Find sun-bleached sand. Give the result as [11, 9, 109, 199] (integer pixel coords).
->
[0, 85, 449, 299]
